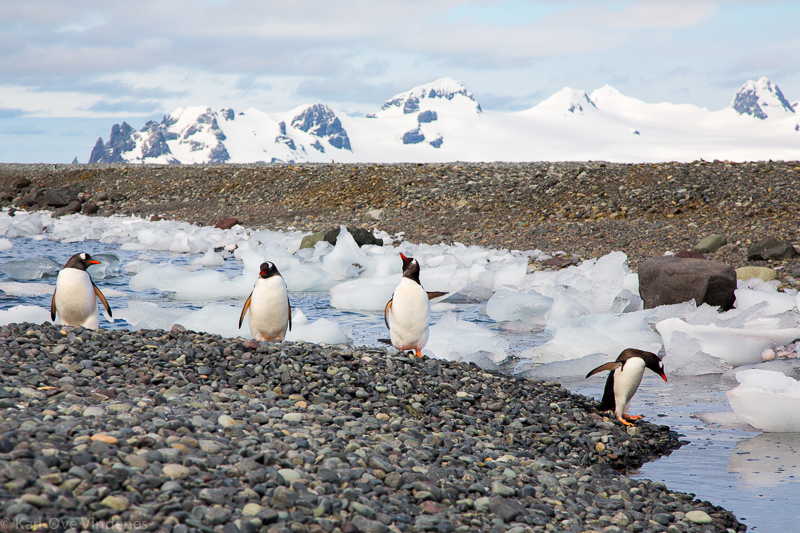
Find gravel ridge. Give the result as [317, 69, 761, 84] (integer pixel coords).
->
[0, 323, 744, 533]
[1, 161, 799, 273]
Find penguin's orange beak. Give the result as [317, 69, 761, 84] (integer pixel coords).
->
[88, 260, 100, 264]
[660, 372, 668, 382]
[400, 253, 408, 261]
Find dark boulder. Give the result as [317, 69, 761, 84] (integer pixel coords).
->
[82, 202, 99, 215]
[214, 218, 240, 230]
[324, 227, 383, 247]
[675, 250, 705, 259]
[638, 256, 737, 310]
[747, 238, 799, 261]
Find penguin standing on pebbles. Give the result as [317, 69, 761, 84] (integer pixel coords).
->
[239, 261, 291, 341]
[586, 348, 667, 426]
[383, 254, 431, 358]
[51, 253, 112, 329]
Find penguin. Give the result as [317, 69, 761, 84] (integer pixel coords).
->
[383, 253, 431, 357]
[585, 348, 667, 426]
[51, 252, 113, 329]
[239, 261, 291, 341]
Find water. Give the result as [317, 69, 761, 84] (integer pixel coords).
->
[561, 375, 800, 532]
[2, 237, 799, 531]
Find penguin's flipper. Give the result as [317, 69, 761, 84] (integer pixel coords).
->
[599, 371, 616, 412]
[585, 361, 622, 378]
[93, 283, 112, 318]
[287, 298, 292, 332]
[427, 291, 447, 300]
[239, 292, 252, 329]
[384, 299, 393, 330]
[50, 288, 57, 321]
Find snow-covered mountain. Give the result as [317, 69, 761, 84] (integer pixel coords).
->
[89, 77, 800, 164]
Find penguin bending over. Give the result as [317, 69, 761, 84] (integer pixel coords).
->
[586, 348, 667, 426]
[51, 253, 112, 329]
[384, 254, 430, 357]
[239, 262, 291, 341]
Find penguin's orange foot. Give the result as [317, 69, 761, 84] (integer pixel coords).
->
[414, 349, 423, 358]
[618, 416, 634, 426]
[623, 414, 644, 421]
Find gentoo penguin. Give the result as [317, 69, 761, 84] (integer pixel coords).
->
[50, 252, 112, 329]
[585, 348, 667, 426]
[384, 254, 431, 357]
[239, 261, 291, 341]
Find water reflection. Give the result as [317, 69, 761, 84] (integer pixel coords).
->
[728, 432, 800, 488]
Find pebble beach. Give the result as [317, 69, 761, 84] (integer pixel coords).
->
[3, 161, 793, 533]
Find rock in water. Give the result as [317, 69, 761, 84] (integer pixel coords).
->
[638, 256, 736, 310]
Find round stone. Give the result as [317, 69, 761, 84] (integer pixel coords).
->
[283, 412, 304, 422]
[163, 464, 190, 480]
[91, 434, 118, 445]
[685, 510, 713, 524]
[101, 495, 130, 512]
[243, 503, 263, 516]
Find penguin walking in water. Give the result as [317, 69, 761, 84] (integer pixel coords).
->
[51, 253, 113, 329]
[383, 254, 432, 358]
[239, 261, 291, 341]
[585, 348, 667, 426]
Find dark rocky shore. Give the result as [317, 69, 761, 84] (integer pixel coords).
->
[1, 161, 799, 273]
[1, 323, 742, 533]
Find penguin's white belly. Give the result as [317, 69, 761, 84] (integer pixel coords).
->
[249, 277, 289, 341]
[55, 269, 99, 328]
[614, 357, 645, 417]
[388, 280, 430, 351]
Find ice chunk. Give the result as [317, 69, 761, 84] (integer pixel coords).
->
[0, 282, 54, 297]
[282, 265, 338, 292]
[521, 312, 662, 363]
[657, 317, 800, 367]
[491, 260, 527, 291]
[0, 238, 12, 250]
[86, 254, 120, 279]
[423, 312, 508, 363]
[176, 304, 245, 338]
[285, 309, 351, 344]
[517, 352, 611, 380]
[662, 331, 730, 376]
[191, 247, 225, 268]
[486, 289, 553, 324]
[114, 302, 188, 331]
[735, 286, 798, 315]
[129, 263, 254, 301]
[0, 305, 51, 326]
[1, 257, 62, 280]
[726, 369, 800, 431]
[322, 226, 376, 280]
[329, 276, 398, 311]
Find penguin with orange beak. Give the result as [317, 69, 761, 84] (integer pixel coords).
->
[384, 253, 431, 357]
[586, 348, 667, 426]
[51, 252, 112, 329]
[239, 261, 291, 341]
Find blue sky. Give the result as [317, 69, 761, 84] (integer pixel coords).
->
[1, 0, 799, 163]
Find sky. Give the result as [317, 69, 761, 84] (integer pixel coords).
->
[1, 0, 799, 163]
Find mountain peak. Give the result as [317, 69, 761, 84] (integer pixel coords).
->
[730, 77, 795, 119]
[534, 87, 597, 115]
[381, 77, 480, 113]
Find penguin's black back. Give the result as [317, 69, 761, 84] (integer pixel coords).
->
[599, 371, 616, 412]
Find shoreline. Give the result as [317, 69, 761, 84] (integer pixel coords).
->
[0, 323, 744, 532]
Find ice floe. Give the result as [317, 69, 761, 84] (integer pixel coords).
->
[726, 369, 800, 432]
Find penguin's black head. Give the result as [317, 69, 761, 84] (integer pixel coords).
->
[259, 261, 280, 279]
[65, 252, 100, 271]
[400, 253, 421, 284]
[644, 353, 668, 382]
